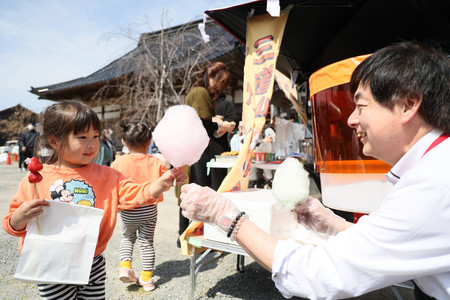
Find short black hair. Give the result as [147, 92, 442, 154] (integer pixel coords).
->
[350, 41, 450, 132]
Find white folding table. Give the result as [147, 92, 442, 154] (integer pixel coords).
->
[186, 234, 248, 300]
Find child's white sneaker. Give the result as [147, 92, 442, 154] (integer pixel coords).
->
[119, 268, 137, 283]
[138, 275, 155, 291]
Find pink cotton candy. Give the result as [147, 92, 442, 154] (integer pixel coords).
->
[153, 105, 209, 168]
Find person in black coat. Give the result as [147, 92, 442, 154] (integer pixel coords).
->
[18, 123, 39, 171]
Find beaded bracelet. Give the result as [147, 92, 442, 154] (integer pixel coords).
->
[226, 211, 246, 238]
[230, 213, 249, 242]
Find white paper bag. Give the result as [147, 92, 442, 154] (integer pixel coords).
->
[15, 201, 104, 285]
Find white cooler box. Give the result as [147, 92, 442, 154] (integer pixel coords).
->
[320, 173, 393, 213]
[204, 188, 298, 245]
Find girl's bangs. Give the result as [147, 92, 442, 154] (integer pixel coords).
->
[71, 107, 101, 134]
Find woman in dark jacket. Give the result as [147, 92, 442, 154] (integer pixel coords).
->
[175, 62, 235, 245]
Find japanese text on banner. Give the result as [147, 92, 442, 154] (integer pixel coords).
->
[218, 12, 288, 192]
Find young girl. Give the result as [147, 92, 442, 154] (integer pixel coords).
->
[111, 120, 166, 291]
[2, 100, 186, 299]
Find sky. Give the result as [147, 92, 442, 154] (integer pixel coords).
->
[0, 0, 243, 113]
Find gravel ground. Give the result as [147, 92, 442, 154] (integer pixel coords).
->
[0, 162, 414, 299]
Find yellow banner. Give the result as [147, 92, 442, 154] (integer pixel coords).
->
[218, 12, 288, 192]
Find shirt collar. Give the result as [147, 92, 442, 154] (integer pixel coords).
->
[386, 129, 443, 185]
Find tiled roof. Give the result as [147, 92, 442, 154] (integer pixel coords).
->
[30, 19, 241, 99]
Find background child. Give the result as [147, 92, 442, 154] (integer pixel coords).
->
[2, 100, 186, 299]
[111, 120, 166, 291]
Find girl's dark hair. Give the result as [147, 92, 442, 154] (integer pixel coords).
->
[189, 62, 232, 100]
[37, 100, 101, 165]
[350, 41, 450, 132]
[119, 120, 152, 149]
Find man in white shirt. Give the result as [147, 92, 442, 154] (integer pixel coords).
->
[179, 41, 450, 299]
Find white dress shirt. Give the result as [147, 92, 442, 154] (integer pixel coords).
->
[272, 130, 450, 299]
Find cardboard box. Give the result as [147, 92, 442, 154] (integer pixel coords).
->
[204, 188, 298, 245]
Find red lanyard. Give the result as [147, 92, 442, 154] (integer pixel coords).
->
[422, 133, 450, 158]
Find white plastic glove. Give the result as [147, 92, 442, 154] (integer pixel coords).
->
[180, 183, 241, 234]
[294, 196, 351, 236]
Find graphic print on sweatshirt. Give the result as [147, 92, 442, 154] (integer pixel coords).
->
[49, 178, 96, 207]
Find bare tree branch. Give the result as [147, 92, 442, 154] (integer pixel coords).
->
[92, 12, 233, 128]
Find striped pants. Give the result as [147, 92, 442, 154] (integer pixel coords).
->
[119, 204, 157, 271]
[37, 254, 106, 300]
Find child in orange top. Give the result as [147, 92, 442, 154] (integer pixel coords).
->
[111, 120, 166, 291]
[2, 100, 186, 299]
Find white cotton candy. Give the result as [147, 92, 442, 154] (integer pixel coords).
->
[271, 157, 310, 210]
[152, 105, 209, 168]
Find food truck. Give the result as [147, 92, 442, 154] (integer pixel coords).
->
[205, 0, 450, 217]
